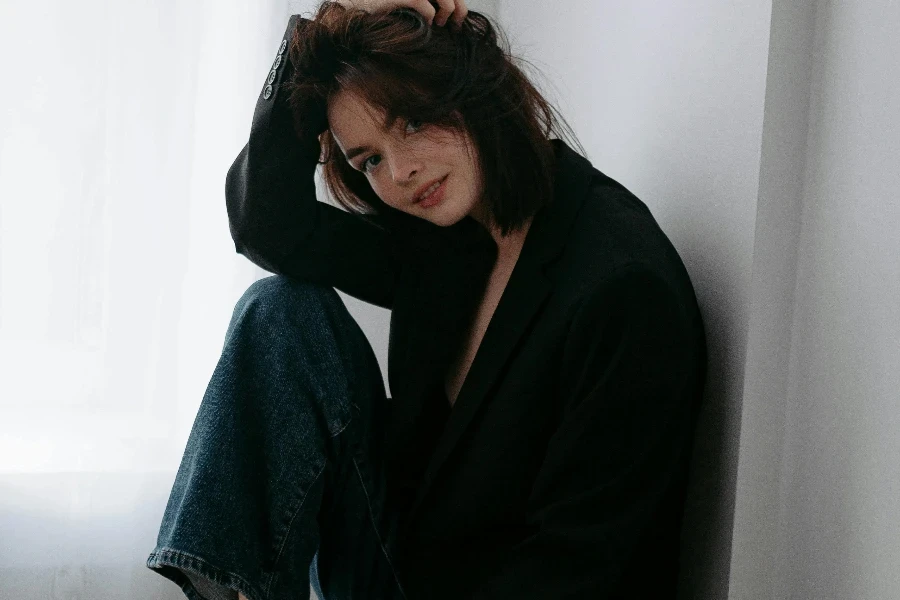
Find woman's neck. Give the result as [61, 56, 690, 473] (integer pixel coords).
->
[468, 205, 534, 262]
[495, 217, 533, 264]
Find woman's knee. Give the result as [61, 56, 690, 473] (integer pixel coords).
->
[226, 275, 383, 407]
[228, 276, 351, 349]
[236, 275, 342, 322]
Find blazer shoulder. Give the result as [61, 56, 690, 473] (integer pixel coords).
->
[553, 172, 699, 316]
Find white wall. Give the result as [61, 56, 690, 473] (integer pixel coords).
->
[727, 2, 817, 596]
[495, 1, 773, 597]
[731, 2, 900, 598]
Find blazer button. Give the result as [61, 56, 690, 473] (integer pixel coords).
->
[263, 84, 273, 100]
[267, 69, 277, 85]
[279, 39, 287, 55]
[272, 54, 282, 70]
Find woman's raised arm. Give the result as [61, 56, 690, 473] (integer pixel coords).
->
[225, 15, 403, 309]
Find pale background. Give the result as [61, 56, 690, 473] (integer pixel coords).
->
[1, 1, 897, 599]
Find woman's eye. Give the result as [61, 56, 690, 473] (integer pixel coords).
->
[362, 155, 381, 172]
[360, 120, 423, 173]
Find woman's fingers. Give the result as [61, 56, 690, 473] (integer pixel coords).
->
[409, 0, 467, 27]
[430, 0, 455, 26]
[431, 0, 468, 27]
[342, 0, 466, 28]
[410, 0, 438, 24]
[448, 0, 467, 27]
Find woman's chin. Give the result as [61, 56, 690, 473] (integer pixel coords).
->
[405, 198, 474, 228]
[428, 208, 470, 228]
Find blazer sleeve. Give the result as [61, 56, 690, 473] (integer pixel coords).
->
[225, 15, 401, 310]
[470, 264, 703, 599]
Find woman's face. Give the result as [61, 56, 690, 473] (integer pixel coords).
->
[327, 88, 485, 228]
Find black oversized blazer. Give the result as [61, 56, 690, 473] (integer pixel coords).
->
[225, 15, 708, 600]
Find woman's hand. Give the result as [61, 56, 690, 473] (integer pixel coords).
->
[335, 0, 468, 28]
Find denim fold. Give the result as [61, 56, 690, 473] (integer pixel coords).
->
[146, 275, 407, 600]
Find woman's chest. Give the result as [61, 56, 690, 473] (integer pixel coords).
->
[444, 263, 516, 406]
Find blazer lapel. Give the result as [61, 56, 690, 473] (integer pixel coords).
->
[402, 139, 595, 525]
[384, 211, 497, 479]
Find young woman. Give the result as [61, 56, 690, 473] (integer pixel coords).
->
[146, 1, 708, 599]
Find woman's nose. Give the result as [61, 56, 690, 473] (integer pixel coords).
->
[389, 153, 423, 184]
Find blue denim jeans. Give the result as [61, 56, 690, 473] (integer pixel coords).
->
[146, 275, 407, 600]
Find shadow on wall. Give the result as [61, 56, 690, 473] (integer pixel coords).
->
[674, 240, 742, 600]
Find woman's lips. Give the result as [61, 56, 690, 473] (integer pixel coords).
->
[416, 175, 447, 208]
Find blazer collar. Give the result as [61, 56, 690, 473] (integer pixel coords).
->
[513, 137, 594, 268]
[400, 138, 595, 526]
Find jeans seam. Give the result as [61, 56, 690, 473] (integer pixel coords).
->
[268, 458, 328, 591]
[330, 409, 354, 439]
[352, 456, 409, 600]
[148, 547, 264, 600]
[267, 399, 352, 593]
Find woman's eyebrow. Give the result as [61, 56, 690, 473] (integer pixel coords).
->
[345, 145, 373, 161]
[344, 117, 399, 161]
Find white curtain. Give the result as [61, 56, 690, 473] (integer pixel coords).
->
[0, 0, 301, 597]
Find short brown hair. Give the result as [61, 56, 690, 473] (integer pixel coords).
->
[284, 1, 584, 237]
